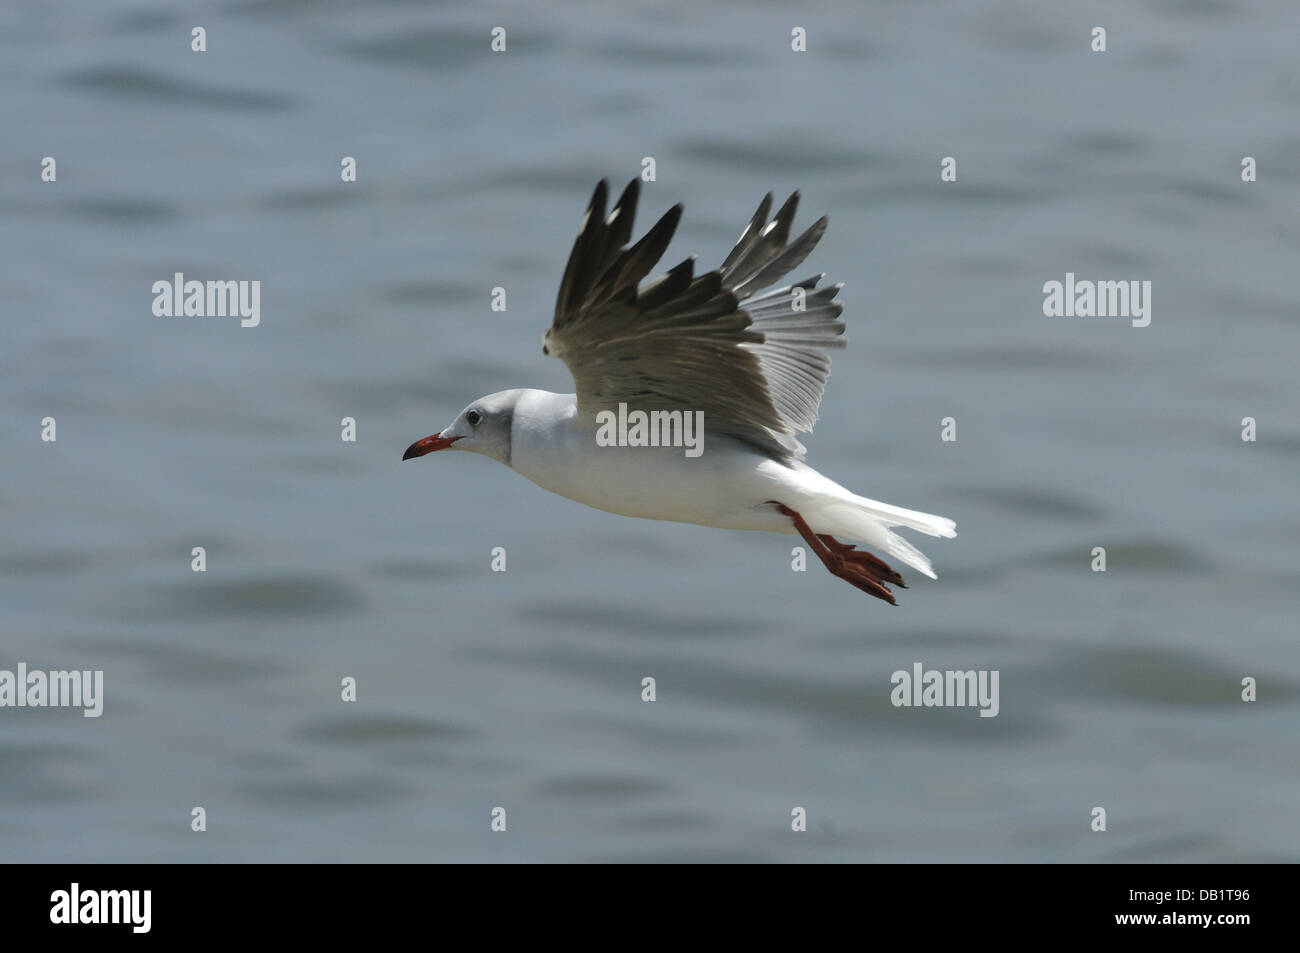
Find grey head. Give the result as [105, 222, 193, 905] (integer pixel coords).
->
[402, 389, 521, 467]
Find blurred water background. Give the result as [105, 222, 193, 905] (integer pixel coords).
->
[2, 0, 1298, 861]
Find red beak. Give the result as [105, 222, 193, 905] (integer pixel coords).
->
[402, 433, 462, 460]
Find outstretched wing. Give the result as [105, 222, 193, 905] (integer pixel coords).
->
[545, 178, 845, 460]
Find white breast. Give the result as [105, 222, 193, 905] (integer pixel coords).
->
[506, 389, 800, 533]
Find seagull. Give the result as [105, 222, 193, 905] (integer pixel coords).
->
[404, 179, 955, 603]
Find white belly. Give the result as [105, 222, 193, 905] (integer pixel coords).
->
[488, 391, 951, 578]
[511, 410, 801, 533]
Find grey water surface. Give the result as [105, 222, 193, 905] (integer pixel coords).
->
[2, 0, 1298, 862]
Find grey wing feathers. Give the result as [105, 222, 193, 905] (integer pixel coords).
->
[547, 178, 846, 460]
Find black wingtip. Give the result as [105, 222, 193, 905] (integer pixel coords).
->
[774, 190, 800, 224]
[605, 178, 641, 244]
[641, 202, 683, 245]
[617, 177, 640, 207]
[587, 179, 609, 217]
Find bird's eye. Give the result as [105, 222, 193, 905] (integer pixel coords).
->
[466, 410, 481, 427]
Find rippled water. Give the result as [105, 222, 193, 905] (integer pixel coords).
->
[2, 0, 1298, 862]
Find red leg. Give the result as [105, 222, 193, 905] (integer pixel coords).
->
[817, 534, 907, 588]
[768, 502, 903, 605]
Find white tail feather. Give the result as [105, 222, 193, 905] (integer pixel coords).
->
[813, 496, 956, 580]
[844, 493, 957, 538]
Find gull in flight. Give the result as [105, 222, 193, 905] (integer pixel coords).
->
[404, 180, 955, 603]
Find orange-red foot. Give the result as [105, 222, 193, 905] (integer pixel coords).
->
[768, 501, 904, 605]
[817, 534, 907, 589]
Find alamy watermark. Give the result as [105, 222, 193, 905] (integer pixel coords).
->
[1043, 272, 1151, 327]
[890, 662, 999, 717]
[594, 403, 704, 457]
[50, 884, 150, 933]
[0, 663, 103, 717]
[152, 272, 260, 327]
